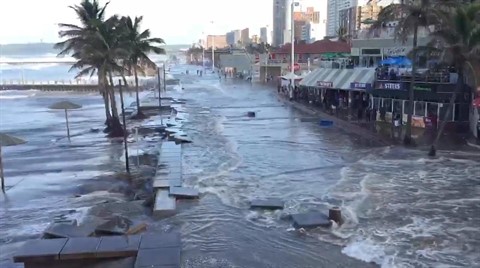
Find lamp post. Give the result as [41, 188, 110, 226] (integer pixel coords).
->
[290, 1, 299, 94]
[210, 21, 215, 71]
[157, 67, 163, 126]
[202, 32, 205, 73]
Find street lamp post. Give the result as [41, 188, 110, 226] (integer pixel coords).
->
[290, 1, 299, 95]
[118, 79, 130, 174]
[211, 21, 215, 71]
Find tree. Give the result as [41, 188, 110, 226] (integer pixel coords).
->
[55, 0, 125, 137]
[120, 16, 165, 119]
[370, 0, 457, 145]
[425, 3, 480, 156]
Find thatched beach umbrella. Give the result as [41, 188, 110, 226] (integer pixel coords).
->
[48, 101, 82, 140]
[0, 133, 27, 192]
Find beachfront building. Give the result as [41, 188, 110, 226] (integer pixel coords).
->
[206, 35, 228, 49]
[272, 0, 289, 46]
[258, 39, 351, 81]
[260, 27, 270, 44]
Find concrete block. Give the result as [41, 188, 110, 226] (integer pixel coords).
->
[291, 212, 332, 229]
[13, 238, 68, 263]
[95, 235, 141, 258]
[134, 248, 180, 268]
[59, 237, 101, 260]
[153, 190, 176, 217]
[250, 198, 284, 210]
[43, 222, 95, 239]
[139, 233, 181, 249]
[169, 187, 199, 199]
[153, 179, 182, 189]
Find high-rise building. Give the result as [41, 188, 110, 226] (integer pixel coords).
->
[226, 31, 236, 46]
[260, 27, 269, 44]
[206, 35, 227, 49]
[272, 0, 289, 46]
[241, 28, 250, 45]
[234, 30, 242, 44]
[327, 0, 399, 37]
[294, 20, 307, 41]
[292, 5, 326, 42]
[301, 23, 312, 42]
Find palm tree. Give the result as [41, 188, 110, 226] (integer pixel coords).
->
[370, 0, 457, 145]
[120, 16, 165, 119]
[56, 0, 125, 137]
[425, 3, 480, 156]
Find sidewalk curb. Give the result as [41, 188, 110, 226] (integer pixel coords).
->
[279, 97, 391, 146]
[466, 141, 480, 150]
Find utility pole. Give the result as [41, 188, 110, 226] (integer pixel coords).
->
[211, 21, 215, 71]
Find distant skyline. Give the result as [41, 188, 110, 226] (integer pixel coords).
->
[0, 0, 275, 45]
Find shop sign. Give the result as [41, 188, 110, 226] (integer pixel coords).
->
[350, 82, 372, 90]
[377, 81, 405, 90]
[316, 81, 333, 88]
[384, 47, 408, 56]
[413, 85, 432, 91]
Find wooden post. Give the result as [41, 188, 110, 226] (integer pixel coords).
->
[65, 109, 70, 141]
[118, 80, 130, 174]
[157, 67, 163, 126]
[0, 146, 4, 192]
[329, 207, 343, 225]
[163, 62, 166, 92]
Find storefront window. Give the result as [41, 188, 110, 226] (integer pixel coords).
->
[383, 98, 392, 112]
[427, 103, 438, 116]
[393, 99, 402, 114]
[414, 101, 426, 116]
[439, 104, 454, 121]
[373, 98, 380, 109]
[454, 103, 470, 121]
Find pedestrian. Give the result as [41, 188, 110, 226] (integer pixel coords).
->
[366, 108, 371, 122]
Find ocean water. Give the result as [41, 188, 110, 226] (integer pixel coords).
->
[1, 48, 480, 268]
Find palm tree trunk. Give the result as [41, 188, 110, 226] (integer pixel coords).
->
[99, 73, 113, 132]
[428, 68, 464, 156]
[403, 24, 419, 146]
[132, 66, 146, 119]
[107, 71, 124, 138]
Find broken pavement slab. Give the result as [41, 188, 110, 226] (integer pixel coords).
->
[134, 248, 181, 268]
[13, 238, 68, 263]
[291, 212, 332, 229]
[153, 179, 182, 188]
[153, 189, 176, 217]
[169, 187, 199, 199]
[250, 198, 285, 210]
[139, 232, 181, 249]
[43, 221, 96, 239]
[95, 215, 133, 236]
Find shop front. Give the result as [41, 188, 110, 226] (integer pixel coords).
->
[371, 80, 471, 130]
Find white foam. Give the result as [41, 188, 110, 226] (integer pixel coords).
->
[342, 239, 387, 265]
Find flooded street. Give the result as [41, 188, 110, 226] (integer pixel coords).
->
[1, 68, 479, 267]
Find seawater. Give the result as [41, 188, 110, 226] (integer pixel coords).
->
[0, 55, 479, 267]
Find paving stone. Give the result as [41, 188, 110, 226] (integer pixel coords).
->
[13, 238, 68, 263]
[169, 187, 199, 199]
[95, 235, 141, 258]
[43, 222, 95, 239]
[153, 190, 176, 217]
[291, 212, 332, 229]
[250, 198, 284, 210]
[140, 232, 181, 249]
[153, 179, 182, 188]
[59, 237, 101, 260]
[134, 248, 180, 267]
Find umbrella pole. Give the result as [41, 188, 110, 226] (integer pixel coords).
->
[65, 109, 70, 141]
[0, 146, 4, 192]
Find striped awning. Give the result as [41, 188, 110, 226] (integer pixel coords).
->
[300, 68, 376, 91]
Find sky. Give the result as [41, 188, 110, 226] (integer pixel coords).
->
[0, 0, 274, 45]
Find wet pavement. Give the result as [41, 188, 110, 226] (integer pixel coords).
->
[1, 68, 479, 267]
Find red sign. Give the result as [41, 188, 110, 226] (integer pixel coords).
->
[288, 63, 300, 71]
[316, 81, 333, 88]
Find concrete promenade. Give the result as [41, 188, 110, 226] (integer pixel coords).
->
[1, 80, 152, 92]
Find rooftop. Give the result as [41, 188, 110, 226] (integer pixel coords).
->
[273, 40, 351, 54]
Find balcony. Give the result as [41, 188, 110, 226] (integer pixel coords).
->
[353, 27, 431, 40]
